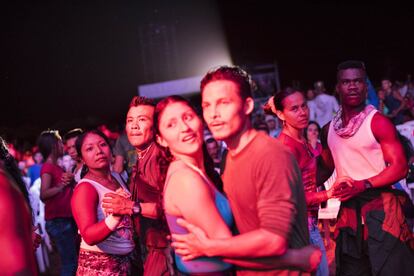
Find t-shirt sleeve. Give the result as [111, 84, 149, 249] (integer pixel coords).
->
[40, 163, 53, 176]
[255, 147, 301, 240]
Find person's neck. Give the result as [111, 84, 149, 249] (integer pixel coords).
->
[225, 125, 257, 156]
[309, 139, 318, 149]
[282, 125, 305, 143]
[46, 155, 58, 165]
[87, 168, 111, 180]
[341, 104, 366, 126]
[136, 141, 153, 153]
[174, 151, 205, 172]
[75, 160, 83, 171]
[136, 141, 154, 160]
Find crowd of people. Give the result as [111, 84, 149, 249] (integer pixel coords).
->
[1, 61, 414, 276]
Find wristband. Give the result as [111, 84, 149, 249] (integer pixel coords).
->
[363, 179, 373, 190]
[132, 202, 142, 215]
[104, 214, 120, 231]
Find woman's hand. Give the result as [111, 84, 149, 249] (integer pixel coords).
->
[32, 226, 42, 251]
[61, 172, 74, 187]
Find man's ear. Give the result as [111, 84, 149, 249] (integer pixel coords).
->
[244, 97, 255, 115]
[156, 135, 168, 148]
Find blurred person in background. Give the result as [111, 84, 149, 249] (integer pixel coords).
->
[313, 80, 339, 128]
[112, 129, 136, 181]
[265, 114, 281, 137]
[380, 78, 406, 124]
[28, 151, 43, 187]
[63, 128, 84, 183]
[205, 137, 227, 179]
[305, 121, 323, 157]
[38, 130, 78, 276]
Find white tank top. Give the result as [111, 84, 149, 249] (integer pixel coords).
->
[328, 109, 386, 180]
[77, 173, 135, 255]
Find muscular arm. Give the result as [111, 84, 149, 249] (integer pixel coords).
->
[71, 183, 117, 245]
[332, 113, 409, 201]
[368, 113, 408, 187]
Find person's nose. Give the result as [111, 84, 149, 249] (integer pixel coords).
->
[349, 80, 358, 89]
[179, 119, 191, 132]
[212, 105, 220, 119]
[96, 145, 104, 154]
[130, 119, 139, 129]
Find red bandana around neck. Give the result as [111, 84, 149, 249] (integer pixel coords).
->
[332, 105, 376, 138]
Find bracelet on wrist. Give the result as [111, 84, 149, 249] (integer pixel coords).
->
[104, 214, 120, 231]
[363, 179, 373, 190]
[132, 201, 142, 215]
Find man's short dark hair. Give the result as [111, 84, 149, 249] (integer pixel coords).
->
[63, 128, 84, 142]
[337, 60, 367, 80]
[200, 65, 253, 100]
[337, 60, 366, 71]
[205, 137, 218, 145]
[129, 96, 155, 108]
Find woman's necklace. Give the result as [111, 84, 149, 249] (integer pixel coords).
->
[137, 143, 153, 160]
[284, 128, 314, 158]
[284, 127, 307, 144]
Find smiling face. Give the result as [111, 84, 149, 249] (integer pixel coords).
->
[336, 68, 367, 108]
[201, 80, 253, 143]
[157, 101, 204, 159]
[80, 133, 112, 170]
[125, 105, 155, 150]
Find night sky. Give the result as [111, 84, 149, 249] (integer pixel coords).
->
[1, 1, 413, 147]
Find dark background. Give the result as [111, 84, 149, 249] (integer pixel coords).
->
[1, 1, 413, 147]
